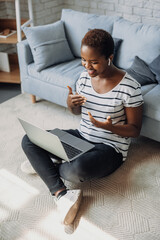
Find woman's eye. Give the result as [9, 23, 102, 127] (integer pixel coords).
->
[81, 59, 98, 65]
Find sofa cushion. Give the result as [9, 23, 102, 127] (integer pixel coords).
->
[61, 9, 121, 58]
[28, 59, 84, 90]
[126, 56, 157, 86]
[23, 20, 74, 72]
[143, 85, 160, 121]
[112, 18, 160, 69]
[149, 55, 160, 84]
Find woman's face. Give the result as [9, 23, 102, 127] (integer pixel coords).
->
[81, 45, 109, 78]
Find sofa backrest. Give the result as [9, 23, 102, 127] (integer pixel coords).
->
[61, 9, 121, 58]
[61, 9, 160, 72]
[112, 18, 160, 69]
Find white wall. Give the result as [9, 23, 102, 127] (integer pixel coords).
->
[2, 0, 160, 26]
[1, 0, 160, 52]
[0, 1, 7, 18]
[63, 0, 160, 25]
[2, 0, 63, 26]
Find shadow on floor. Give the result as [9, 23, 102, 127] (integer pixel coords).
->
[0, 83, 21, 104]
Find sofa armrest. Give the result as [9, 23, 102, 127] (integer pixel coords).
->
[17, 39, 33, 77]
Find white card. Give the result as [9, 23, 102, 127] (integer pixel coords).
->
[0, 52, 10, 72]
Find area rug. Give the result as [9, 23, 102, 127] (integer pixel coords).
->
[0, 93, 160, 240]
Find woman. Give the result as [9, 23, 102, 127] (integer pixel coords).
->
[21, 29, 143, 225]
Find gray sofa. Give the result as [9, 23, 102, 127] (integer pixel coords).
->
[17, 9, 160, 142]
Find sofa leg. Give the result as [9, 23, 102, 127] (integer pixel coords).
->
[31, 95, 36, 103]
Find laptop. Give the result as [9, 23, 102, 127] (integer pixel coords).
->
[18, 118, 95, 162]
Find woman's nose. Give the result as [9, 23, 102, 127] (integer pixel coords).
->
[85, 61, 91, 69]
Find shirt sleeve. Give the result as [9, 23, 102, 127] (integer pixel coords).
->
[123, 86, 144, 107]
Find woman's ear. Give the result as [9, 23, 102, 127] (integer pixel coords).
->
[110, 54, 114, 62]
[108, 54, 114, 66]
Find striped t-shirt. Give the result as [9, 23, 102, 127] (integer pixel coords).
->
[76, 71, 144, 161]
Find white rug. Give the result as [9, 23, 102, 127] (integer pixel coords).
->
[0, 93, 160, 240]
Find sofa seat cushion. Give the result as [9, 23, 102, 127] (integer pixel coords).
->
[141, 84, 157, 96]
[143, 85, 160, 121]
[61, 9, 121, 58]
[112, 18, 160, 69]
[28, 59, 84, 90]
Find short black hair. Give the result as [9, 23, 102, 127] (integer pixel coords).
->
[81, 29, 114, 59]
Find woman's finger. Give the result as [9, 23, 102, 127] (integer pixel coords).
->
[72, 99, 86, 106]
[67, 85, 73, 95]
[87, 111, 92, 118]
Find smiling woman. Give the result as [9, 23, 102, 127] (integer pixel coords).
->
[21, 29, 143, 226]
[78, 29, 143, 142]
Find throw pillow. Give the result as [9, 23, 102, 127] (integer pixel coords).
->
[126, 56, 157, 86]
[112, 18, 160, 69]
[112, 38, 122, 66]
[23, 21, 74, 72]
[149, 55, 160, 84]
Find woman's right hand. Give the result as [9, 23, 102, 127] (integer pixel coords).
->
[67, 86, 86, 108]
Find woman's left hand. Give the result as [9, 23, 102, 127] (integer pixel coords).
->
[88, 112, 112, 130]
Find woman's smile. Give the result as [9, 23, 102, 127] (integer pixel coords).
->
[87, 69, 96, 76]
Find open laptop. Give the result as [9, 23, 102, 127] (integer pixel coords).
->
[18, 118, 95, 162]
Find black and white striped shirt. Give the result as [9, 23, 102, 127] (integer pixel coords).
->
[76, 71, 144, 161]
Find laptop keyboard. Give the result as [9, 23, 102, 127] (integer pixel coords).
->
[61, 141, 82, 160]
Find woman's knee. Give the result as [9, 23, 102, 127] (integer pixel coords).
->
[70, 161, 89, 183]
[59, 161, 88, 184]
[21, 134, 31, 152]
[74, 162, 88, 182]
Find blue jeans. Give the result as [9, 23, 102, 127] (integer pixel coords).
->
[22, 129, 123, 195]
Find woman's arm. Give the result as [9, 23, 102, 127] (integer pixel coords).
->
[88, 105, 143, 138]
[67, 86, 86, 115]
